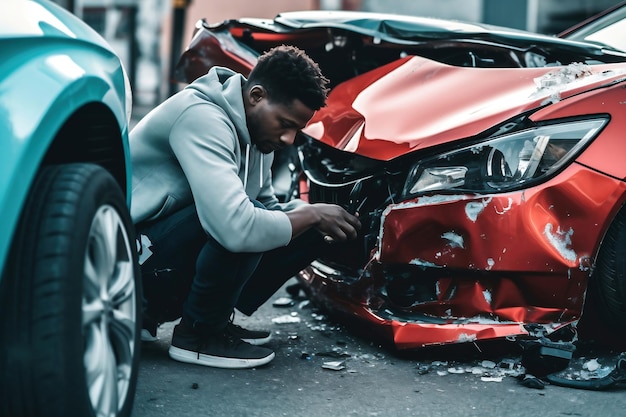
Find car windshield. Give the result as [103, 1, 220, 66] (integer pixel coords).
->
[564, 5, 626, 53]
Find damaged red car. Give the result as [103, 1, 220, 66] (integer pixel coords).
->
[175, 2, 626, 350]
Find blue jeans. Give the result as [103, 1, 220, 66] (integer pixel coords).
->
[136, 203, 327, 333]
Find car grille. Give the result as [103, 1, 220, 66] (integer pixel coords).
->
[298, 138, 408, 271]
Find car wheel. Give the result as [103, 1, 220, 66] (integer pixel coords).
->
[592, 203, 626, 329]
[0, 163, 141, 417]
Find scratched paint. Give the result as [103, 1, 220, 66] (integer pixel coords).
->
[494, 198, 513, 214]
[486, 258, 495, 270]
[441, 232, 464, 249]
[465, 197, 492, 222]
[483, 289, 492, 304]
[532, 64, 626, 105]
[409, 258, 439, 268]
[458, 333, 478, 342]
[544, 224, 577, 262]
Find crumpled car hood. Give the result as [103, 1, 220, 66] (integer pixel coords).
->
[303, 57, 626, 161]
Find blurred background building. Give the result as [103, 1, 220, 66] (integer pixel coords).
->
[51, 0, 623, 113]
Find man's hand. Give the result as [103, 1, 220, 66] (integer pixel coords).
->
[286, 203, 361, 241]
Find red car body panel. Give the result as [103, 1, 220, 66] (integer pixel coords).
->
[175, 8, 626, 350]
[303, 58, 626, 161]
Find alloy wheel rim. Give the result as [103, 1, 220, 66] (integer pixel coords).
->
[82, 204, 136, 417]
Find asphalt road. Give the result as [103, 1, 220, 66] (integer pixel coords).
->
[131, 278, 626, 417]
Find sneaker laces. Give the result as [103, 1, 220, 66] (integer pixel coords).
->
[194, 325, 243, 360]
[228, 311, 247, 333]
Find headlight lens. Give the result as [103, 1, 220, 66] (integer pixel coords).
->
[404, 118, 607, 195]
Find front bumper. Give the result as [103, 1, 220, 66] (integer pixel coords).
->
[297, 162, 626, 349]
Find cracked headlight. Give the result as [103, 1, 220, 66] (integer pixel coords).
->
[404, 118, 607, 195]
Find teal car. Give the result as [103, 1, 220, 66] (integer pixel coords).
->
[0, 2, 141, 417]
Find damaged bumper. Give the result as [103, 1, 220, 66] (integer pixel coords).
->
[297, 162, 626, 350]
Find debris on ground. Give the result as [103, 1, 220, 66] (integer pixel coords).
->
[271, 312, 301, 324]
[322, 361, 346, 371]
[271, 288, 626, 392]
[272, 297, 296, 308]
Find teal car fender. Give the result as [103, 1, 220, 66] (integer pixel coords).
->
[0, 0, 133, 276]
[0, 3, 140, 416]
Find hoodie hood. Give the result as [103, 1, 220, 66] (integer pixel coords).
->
[187, 66, 252, 148]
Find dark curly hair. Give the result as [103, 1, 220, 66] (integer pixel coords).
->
[245, 45, 329, 110]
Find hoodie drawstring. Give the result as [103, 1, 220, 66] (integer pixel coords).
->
[242, 143, 264, 190]
[243, 143, 250, 190]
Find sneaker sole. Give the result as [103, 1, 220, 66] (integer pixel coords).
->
[168, 346, 275, 369]
[242, 334, 272, 345]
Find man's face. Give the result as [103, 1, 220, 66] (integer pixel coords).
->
[246, 86, 315, 154]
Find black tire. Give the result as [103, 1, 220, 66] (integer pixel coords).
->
[0, 163, 142, 417]
[592, 203, 626, 329]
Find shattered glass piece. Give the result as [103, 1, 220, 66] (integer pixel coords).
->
[311, 313, 328, 321]
[416, 364, 431, 375]
[481, 360, 496, 369]
[322, 361, 346, 371]
[471, 367, 485, 375]
[436, 370, 448, 376]
[317, 350, 351, 358]
[272, 314, 301, 324]
[481, 375, 503, 382]
[448, 367, 465, 374]
[356, 353, 377, 361]
[583, 358, 600, 372]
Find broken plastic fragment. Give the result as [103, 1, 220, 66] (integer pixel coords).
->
[273, 297, 296, 308]
[520, 338, 575, 376]
[519, 374, 546, 389]
[322, 361, 346, 371]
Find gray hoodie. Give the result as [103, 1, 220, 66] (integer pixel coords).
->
[130, 66, 303, 252]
